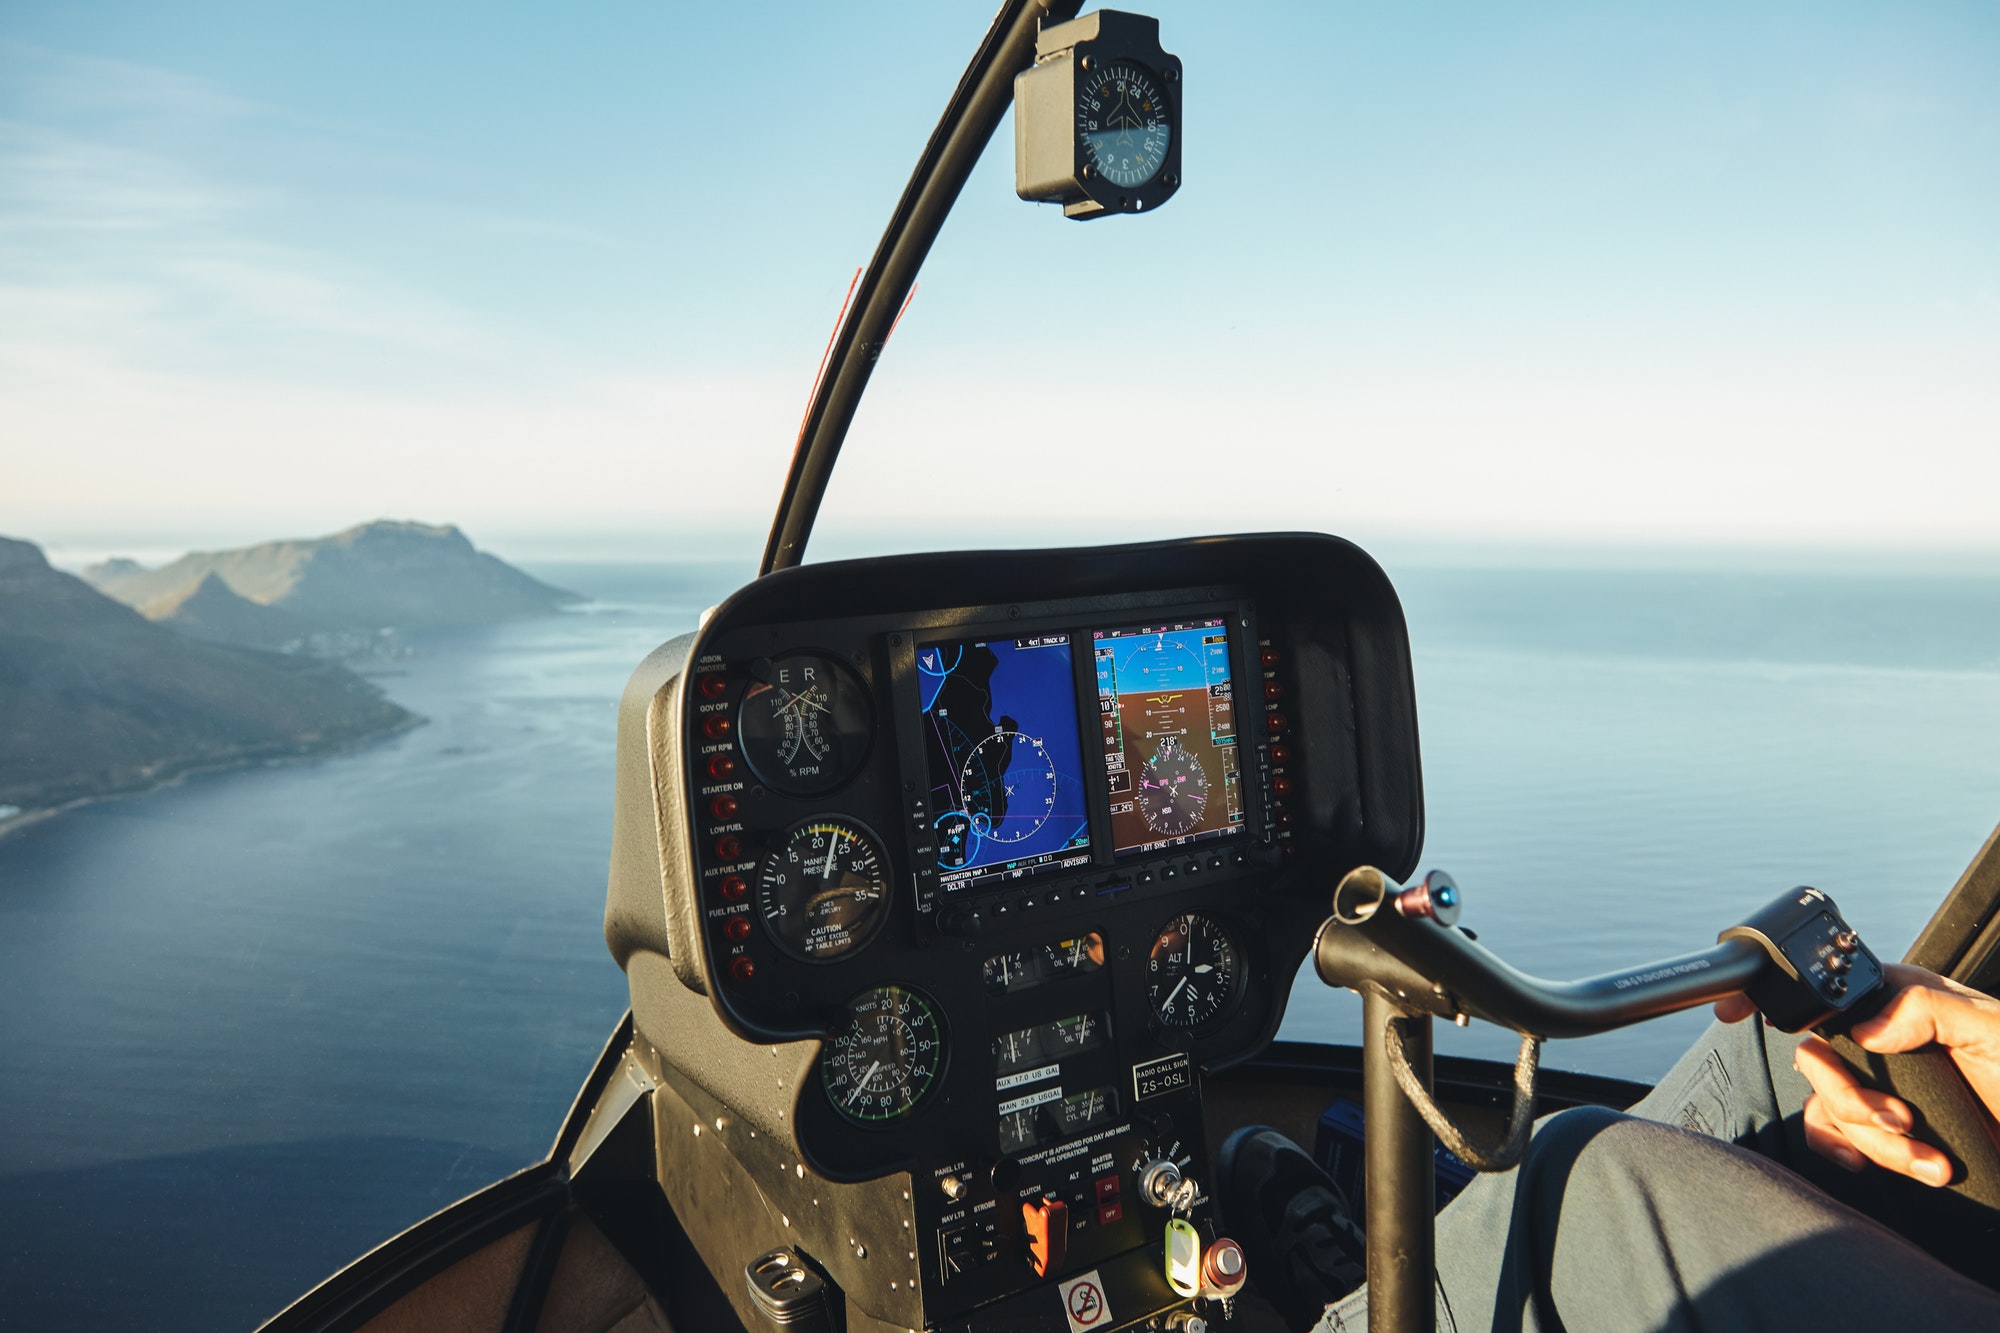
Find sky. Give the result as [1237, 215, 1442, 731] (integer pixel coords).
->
[1, 1, 1995, 565]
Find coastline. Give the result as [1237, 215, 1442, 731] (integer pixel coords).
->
[0, 714, 426, 844]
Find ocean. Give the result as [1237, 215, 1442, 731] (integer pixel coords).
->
[2, 557, 1998, 1330]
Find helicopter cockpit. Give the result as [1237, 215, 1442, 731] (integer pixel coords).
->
[602, 533, 1420, 1331]
[256, 5, 2000, 1333]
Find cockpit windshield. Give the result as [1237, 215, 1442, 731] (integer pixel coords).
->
[1, 4, 1995, 1331]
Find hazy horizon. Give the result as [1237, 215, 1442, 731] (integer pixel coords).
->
[28, 519, 2000, 583]
[4, 2, 1996, 554]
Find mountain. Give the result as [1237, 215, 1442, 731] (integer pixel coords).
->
[84, 521, 580, 635]
[0, 538, 416, 819]
[141, 573, 307, 652]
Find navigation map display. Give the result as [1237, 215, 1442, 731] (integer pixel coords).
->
[1094, 619, 1244, 855]
[919, 634, 1093, 892]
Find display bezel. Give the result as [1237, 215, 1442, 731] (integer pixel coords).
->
[914, 629, 1098, 894]
[890, 597, 1267, 913]
[1092, 615, 1250, 859]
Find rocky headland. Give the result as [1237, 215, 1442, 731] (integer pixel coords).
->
[85, 519, 580, 652]
[1, 521, 581, 833]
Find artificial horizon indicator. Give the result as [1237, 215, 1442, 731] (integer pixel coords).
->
[1096, 619, 1244, 855]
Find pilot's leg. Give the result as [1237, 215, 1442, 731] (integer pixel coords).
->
[1312, 1107, 2000, 1333]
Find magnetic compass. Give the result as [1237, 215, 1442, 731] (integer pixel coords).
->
[736, 653, 871, 796]
[1013, 9, 1181, 220]
[821, 985, 946, 1126]
[1136, 738, 1210, 836]
[1077, 60, 1172, 188]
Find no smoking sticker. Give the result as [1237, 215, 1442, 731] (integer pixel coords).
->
[1059, 1269, 1111, 1332]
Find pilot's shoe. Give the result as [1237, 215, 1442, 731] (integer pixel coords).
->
[1217, 1126, 1366, 1331]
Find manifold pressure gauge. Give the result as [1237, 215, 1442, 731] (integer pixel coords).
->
[755, 818, 891, 962]
[1015, 9, 1182, 220]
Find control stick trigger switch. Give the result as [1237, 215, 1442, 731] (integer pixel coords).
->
[1024, 1195, 1067, 1278]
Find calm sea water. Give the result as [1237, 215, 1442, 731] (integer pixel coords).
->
[2, 558, 1998, 1330]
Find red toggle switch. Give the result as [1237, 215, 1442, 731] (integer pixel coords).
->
[1023, 1196, 1068, 1278]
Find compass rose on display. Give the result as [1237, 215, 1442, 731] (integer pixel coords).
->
[960, 729, 1059, 843]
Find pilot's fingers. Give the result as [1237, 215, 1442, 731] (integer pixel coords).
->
[1801, 1094, 1867, 1172]
[1849, 968, 2000, 1058]
[1795, 1035, 1915, 1134]
[1802, 1091, 1953, 1186]
[1712, 993, 1758, 1024]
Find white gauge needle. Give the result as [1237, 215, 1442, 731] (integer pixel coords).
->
[1193, 964, 1214, 974]
[847, 1061, 881, 1105]
[1163, 976, 1189, 1010]
[781, 689, 830, 716]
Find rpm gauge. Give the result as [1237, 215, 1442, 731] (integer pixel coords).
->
[1147, 913, 1241, 1030]
[821, 985, 947, 1125]
[756, 819, 891, 963]
[737, 653, 871, 796]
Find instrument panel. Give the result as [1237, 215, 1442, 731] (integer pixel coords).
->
[605, 533, 1423, 1328]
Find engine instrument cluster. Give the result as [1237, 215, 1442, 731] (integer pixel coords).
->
[607, 534, 1423, 1331]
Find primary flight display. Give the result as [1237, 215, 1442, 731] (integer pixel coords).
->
[918, 634, 1093, 892]
[1094, 619, 1244, 855]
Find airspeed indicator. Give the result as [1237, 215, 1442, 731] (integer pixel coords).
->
[821, 985, 946, 1126]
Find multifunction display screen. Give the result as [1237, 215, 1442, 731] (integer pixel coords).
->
[1094, 619, 1244, 855]
[919, 634, 1093, 892]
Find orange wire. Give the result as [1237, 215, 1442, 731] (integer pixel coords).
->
[796, 268, 863, 446]
[884, 282, 920, 346]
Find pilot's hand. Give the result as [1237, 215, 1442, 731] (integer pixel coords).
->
[1716, 965, 2000, 1185]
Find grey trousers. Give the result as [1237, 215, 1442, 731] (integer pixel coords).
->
[1313, 1019, 2000, 1331]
